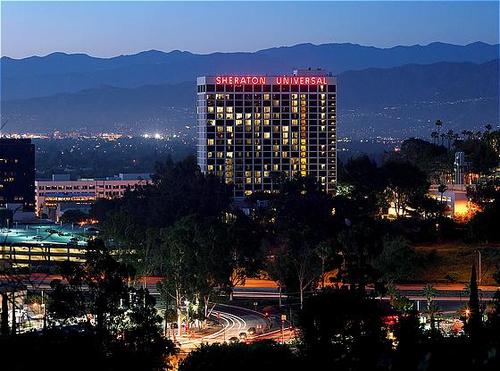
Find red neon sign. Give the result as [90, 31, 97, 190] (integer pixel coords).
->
[216, 76, 266, 85]
[215, 76, 328, 85]
[275, 76, 327, 85]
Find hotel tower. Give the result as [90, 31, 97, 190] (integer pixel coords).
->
[197, 70, 337, 198]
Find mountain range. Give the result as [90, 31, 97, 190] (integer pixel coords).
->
[1, 42, 499, 137]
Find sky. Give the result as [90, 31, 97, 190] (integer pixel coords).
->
[1, 1, 499, 58]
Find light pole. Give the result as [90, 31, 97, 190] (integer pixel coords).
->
[280, 314, 286, 344]
[184, 300, 190, 336]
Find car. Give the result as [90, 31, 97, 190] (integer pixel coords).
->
[247, 327, 256, 335]
[238, 332, 247, 340]
[228, 336, 239, 343]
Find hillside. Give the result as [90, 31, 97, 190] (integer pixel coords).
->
[1, 41, 498, 100]
[2, 60, 498, 137]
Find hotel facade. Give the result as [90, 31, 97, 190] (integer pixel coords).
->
[197, 70, 337, 198]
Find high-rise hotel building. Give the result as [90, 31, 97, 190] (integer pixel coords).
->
[197, 70, 336, 198]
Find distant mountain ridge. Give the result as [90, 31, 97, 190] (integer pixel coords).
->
[2, 41, 499, 100]
[3, 59, 498, 137]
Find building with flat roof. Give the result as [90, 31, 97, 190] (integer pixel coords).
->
[196, 70, 337, 198]
[0, 139, 35, 211]
[0, 223, 89, 267]
[35, 173, 151, 220]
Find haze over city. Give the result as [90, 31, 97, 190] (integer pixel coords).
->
[1, 1, 500, 371]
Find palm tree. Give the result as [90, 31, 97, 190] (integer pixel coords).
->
[446, 129, 454, 149]
[467, 264, 481, 340]
[423, 284, 439, 332]
[435, 119, 443, 136]
[438, 184, 447, 205]
[462, 130, 473, 141]
[431, 131, 439, 145]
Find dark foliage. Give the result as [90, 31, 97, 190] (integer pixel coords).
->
[179, 340, 298, 371]
[298, 288, 391, 370]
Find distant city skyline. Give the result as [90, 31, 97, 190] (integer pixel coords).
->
[1, 1, 499, 58]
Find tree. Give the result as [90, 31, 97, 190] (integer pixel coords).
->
[393, 309, 425, 370]
[437, 183, 447, 205]
[179, 341, 298, 371]
[99, 156, 232, 275]
[1, 292, 8, 335]
[372, 235, 420, 281]
[422, 284, 439, 334]
[156, 218, 198, 337]
[48, 239, 133, 336]
[431, 131, 439, 145]
[435, 119, 443, 137]
[468, 191, 500, 242]
[466, 264, 482, 340]
[341, 155, 385, 218]
[109, 288, 177, 371]
[381, 161, 430, 218]
[47, 238, 177, 370]
[446, 129, 455, 149]
[269, 177, 336, 308]
[60, 209, 88, 224]
[455, 132, 499, 175]
[298, 288, 391, 370]
[337, 221, 382, 294]
[191, 217, 233, 318]
[0, 209, 13, 228]
[224, 212, 263, 301]
[392, 138, 450, 183]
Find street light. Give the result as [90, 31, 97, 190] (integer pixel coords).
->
[280, 314, 287, 344]
[184, 300, 190, 335]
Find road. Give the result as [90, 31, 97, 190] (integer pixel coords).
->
[5, 274, 500, 325]
[177, 303, 269, 350]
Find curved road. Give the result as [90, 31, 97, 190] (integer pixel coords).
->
[178, 303, 269, 349]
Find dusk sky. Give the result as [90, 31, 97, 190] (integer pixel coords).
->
[1, 1, 499, 58]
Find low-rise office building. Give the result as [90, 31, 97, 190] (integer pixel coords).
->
[35, 173, 151, 220]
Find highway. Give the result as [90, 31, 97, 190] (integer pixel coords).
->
[177, 303, 269, 350]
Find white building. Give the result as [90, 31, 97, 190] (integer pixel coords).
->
[196, 70, 337, 198]
[35, 173, 151, 220]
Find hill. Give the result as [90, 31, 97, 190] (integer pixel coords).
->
[2, 41, 498, 100]
[2, 60, 498, 137]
